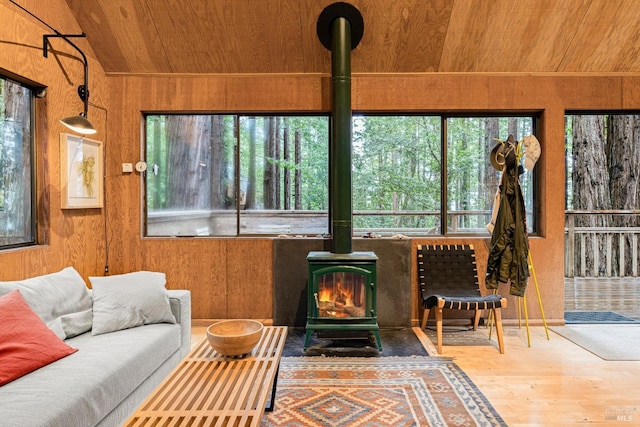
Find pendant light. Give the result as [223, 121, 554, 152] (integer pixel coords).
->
[43, 32, 97, 135]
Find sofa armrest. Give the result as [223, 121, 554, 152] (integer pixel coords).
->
[167, 290, 191, 357]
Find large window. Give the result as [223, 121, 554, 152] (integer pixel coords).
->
[145, 115, 329, 236]
[144, 114, 537, 236]
[0, 75, 35, 249]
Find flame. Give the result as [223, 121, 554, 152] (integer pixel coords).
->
[318, 280, 358, 310]
[318, 288, 333, 302]
[338, 282, 353, 300]
[337, 283, 354, 306]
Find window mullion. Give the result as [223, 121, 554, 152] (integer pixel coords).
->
[441, 117, 448, 235]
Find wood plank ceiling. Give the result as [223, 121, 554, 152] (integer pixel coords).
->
[64, 0, 640, 75]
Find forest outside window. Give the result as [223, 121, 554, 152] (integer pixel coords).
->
[565, 113, 640, 277]
[144, 114, 537, 236]
[145, 115, 329, 236]
[0, 75, 35, 249]
[446, 116, 535, 234]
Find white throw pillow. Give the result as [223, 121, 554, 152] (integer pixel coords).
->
[89, 271, 176, 335]
[0, 267, 93, 339]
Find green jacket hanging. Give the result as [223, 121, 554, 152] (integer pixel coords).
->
[485, 167, 529, 297]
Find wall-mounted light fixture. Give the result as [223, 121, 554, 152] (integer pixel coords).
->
[43, 32, 97, 135]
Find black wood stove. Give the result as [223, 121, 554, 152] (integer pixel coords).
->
[304, 3, 381, 351]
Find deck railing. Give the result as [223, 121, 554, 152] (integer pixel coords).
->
[146, 209, 500, 237]
[565, 210, 640, 277]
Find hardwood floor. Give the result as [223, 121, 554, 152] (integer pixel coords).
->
[191, 278, 640, 425]
[191, 322, 640, 426]
[444, 326, 640, 426]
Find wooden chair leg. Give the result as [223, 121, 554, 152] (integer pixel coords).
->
[421, 307, 431, 330]
[492, 308, 505, 354]
[436, 307, 443, 354]
[473, 310, 482, 330]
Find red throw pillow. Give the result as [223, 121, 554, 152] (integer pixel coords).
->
[0, 290, 78, 386]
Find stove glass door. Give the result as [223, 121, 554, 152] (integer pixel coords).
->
[313, 267, 371, 318]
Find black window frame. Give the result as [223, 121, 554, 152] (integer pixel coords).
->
[0, 71, 38, 250]
[142, 112, 540, 237]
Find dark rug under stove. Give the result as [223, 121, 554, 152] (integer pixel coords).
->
[565, 310, 639, 324]
[282, 327, 429, 357]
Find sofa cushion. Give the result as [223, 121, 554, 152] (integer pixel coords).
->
[0, 267, 93, 339]
[90, 271, 176, 335]
[0, 290, 78, 386]
[0, 323, 181, 427]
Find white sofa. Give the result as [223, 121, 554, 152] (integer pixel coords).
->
[0, 267, 191, 427]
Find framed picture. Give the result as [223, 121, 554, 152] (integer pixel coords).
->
[60, 133, 103, 209]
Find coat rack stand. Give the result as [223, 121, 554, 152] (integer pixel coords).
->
[487, 134, 549, 347]
[489, 252, 550, 347]
[518, 252, 550, 346]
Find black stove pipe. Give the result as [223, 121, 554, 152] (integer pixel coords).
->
[317, 2, 364, 254]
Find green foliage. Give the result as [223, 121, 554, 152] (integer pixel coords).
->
[238, 116, 329, 210]
[145, 115, 167, 209]
[352, 116, 441, 229]
[145, 113, 535, 234]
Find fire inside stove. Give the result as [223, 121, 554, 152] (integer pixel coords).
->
[315, 272, 366, 318]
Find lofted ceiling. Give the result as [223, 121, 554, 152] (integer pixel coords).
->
[64, 0, 640, 75]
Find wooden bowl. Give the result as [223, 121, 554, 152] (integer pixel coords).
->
[206, 319, 264, 357]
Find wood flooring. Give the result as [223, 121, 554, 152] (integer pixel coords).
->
[191, 281, 640, 426]
[191, 324, 640, 426]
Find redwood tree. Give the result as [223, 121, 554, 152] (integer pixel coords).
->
[606, 115, 640, 274]
[571, 115, 610, 275]
[165, 115, 213, 209]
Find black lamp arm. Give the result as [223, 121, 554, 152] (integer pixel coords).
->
[43, 33, 90, 116]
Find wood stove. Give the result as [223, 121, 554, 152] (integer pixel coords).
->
[304, 3, 381, 351]
[304, 251, 381, 350]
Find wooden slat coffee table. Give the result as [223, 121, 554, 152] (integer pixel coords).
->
[125, 325, 288, 427]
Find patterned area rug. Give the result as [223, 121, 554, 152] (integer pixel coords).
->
[423, 326, 500, 348]
[261, 356, 506, 427]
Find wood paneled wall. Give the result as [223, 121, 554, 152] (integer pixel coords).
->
[104, 72, 639, 321]
[0, 0, 110, 280]
[4, 1, 640, 322]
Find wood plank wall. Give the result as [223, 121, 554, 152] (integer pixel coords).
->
[4, 1, 640, 323]
[104, 72, 633, 322]
[0, 0, 110, 279]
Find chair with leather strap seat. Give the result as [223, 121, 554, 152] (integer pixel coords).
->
[417, 244, 507, 354]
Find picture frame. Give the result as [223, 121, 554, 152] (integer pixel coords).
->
[60, 133, 103, 209]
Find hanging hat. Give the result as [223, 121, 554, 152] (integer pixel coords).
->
[490, 135, 517, 171]
[523, 134, 541, 171]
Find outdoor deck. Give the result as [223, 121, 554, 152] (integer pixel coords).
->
[564, 277, 640, 321]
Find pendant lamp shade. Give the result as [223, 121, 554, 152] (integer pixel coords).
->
[60, 113, 96, 135]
